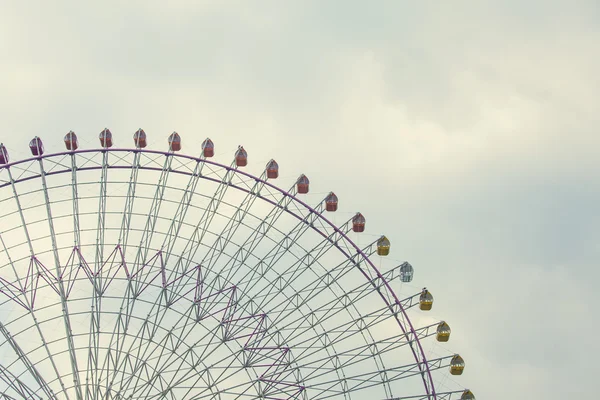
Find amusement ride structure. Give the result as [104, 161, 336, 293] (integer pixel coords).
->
[0, 129, 475, 399]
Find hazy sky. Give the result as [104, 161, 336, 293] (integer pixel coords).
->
[1, 1, 598, 398]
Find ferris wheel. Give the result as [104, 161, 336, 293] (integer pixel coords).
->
[0, 129, 475, 400]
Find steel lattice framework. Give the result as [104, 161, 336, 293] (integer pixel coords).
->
[0, 136, 474, 400]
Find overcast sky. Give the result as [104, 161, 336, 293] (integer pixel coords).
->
[0, 1, 598, 398]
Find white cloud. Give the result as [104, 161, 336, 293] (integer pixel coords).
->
[0, 1, 597, 398]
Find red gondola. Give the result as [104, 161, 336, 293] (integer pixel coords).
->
[168, 132, 181, 151]
[29, 137, 44, 156]
[0, 144, 9, 164]
[297, 174, 309, 194]
[99, 128, 113, 148]
[266, 159, 278, 179]
[134, 129, 147, 148]
[64, 131, 78, 150]
[352, 212, 365, 232]
[235, 146, 247, 167]
[202, 138, 214, 158]
[325, 192, 338, 212]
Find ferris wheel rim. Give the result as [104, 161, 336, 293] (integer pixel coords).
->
[0, 147, 437, 399]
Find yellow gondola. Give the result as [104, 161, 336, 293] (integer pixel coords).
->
[450, 354, 465, 375]
[436, 321, 451, 342]
[377, 236, 390, 256]
[419, 288, 433, 311]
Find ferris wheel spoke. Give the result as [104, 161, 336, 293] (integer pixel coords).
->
[0, 148, 473, 399]
[190, 198, 382, 397]
[209, 191, 327, 320]
[307, 356, 453, 399]
[117, 151, 141, 251]
[0, 232, 26, 301]
[147, 302, 254, 390]
[100, 154, 207, 383]
[384, 389, 470, 400]
[110, 299, 215, 396]
[235, 216, 360, 322]
[228, 226, 412, 398]
[95, 151, 143, 394]
[170, 168, 269, 305]
[0, 322, 57, 399]
[152, 346, 255, 400]
[142, 345, 244, 400]
[92, 348, 170, 399]
[265, 248, 402, 334]
[86, 149, 111, 400]
[159, 158, 205, 265]
[170, 158, 241, 280]
[95, 149, 172, 397]
[97, 252, 201, 395]
[271, 280, 421, 351]
[154, 305, 305, 400]
[132, 153, 173, 292]
[300, 228, 436, 395]
[228, 200, 333, 308]
[5, 167, 70, 398]
[70, 152, 82, 248]
[202, 180, 299, 295]
[120, 162, 250, 368]
[0, 361, 45, 399]
[120, 290, 285, 400]
[232, 237, 379, 351]
[291, 320, 441, 382]
[38, 158, 85, 400]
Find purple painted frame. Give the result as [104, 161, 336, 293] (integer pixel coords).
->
[0, 148, 437, 399]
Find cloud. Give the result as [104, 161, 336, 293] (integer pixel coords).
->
[0, 1, 598, 398]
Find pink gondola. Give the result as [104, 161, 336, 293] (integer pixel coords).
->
[266, 159, 279, 179]
[29, 137, 44, 156]
[99, 128, 113, 148]
[64, 131, 78, 150]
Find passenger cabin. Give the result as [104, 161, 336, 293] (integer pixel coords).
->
[266, 159, 278, 179]
[377, 236, 390, 256]
[436, 321, 451, 342]
[64, 131, 78, 150]
[297, 174, 309, 194]
[0, 144, 9, 164]
[419, 288, 433, 311]
[134, 129, 147, 148]
[450, 355, 465, 375]
[202, 138, 214, 158]
[352, 213, 365, 232]
[168, 132, 181, 151]
[29, 137, 44, 156]
[235, 146, 247, 167]
[461, 390, 475, 400]
[399, 262, 414, 282]
[325, 192, 338, 212]
[99, 128, 113, 148]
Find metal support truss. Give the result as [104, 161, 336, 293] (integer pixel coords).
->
[0, 149, 473, 400]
